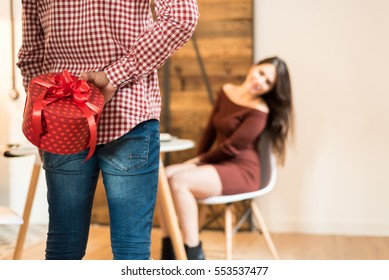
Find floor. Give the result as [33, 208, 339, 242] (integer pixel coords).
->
[2, 224, 389, 260]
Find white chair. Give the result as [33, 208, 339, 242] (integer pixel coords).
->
[0, 144, 41, 259]
[197, 133, 280, 260]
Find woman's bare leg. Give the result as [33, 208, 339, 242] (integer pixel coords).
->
[168, 165, 222, 247]
[157, 163, 199, 237]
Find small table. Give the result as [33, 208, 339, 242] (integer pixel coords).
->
[0, 144, 41, 260]
[158, 138, 195, 260]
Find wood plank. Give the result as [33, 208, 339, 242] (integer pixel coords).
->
[195, 21, 253, 38]
[172, 38, 252, 59]
[168, 58, 251, 79]
[167, 76, 244, 92]
[197, 0, 252, 22]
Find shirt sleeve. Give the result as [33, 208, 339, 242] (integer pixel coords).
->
[200, 111, 268, 164]
[104, 0, 199, 88]
[16, 0, 45, 92]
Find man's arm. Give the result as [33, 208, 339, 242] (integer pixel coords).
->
[104, 0, 199, 88]
[16, 0, 45, 92]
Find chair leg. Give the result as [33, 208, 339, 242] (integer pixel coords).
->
[13, 161, 41, 260]
[250, 200, 280, 260]
[225, 204, 233, 260]
[198, 205, 208, 231]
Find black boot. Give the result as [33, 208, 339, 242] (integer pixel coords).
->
[184, 242, 206, 260]
[161, 237, 176, 260]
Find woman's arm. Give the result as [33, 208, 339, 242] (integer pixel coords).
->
[196, 91, 223, 156]
[200, 111, 267, 163]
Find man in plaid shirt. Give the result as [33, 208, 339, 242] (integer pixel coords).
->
[17, 0, 199, 260]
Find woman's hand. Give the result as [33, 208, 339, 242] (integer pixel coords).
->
[184, 156, 202, 165]
[79, 71, 117, 104]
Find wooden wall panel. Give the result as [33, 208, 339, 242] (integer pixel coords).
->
[160, 0, 253, 164]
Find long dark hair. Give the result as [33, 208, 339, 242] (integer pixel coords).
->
[258, 56, 294, 165]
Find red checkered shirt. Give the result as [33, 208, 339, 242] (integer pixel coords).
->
[17, 0, 199, 144]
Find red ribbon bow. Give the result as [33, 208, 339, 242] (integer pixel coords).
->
[31, 70, 102, 161]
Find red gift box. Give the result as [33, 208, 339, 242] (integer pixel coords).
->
[22, 70, 104, 160]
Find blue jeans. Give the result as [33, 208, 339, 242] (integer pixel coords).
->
[42, 119, 160, 260]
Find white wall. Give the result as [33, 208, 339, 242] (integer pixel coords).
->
[0, 1, 48, 224]
[254, 0, 389, 236]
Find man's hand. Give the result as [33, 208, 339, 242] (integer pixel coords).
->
[79, 71, 117, 104]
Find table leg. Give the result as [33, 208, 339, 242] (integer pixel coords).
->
[13, 160, 41, 260]
[157, 157, 187, 260]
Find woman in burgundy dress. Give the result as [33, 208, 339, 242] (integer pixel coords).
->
[159, 57, 294, 259]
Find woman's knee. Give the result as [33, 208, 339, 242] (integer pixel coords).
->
[168, 172, 190, 194]
[165, 165, 177, 178]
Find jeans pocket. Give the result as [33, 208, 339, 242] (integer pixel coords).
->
[104, 123, 152, 174]
[42, 151, 72, 170]
[42, 149, 93, 172]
